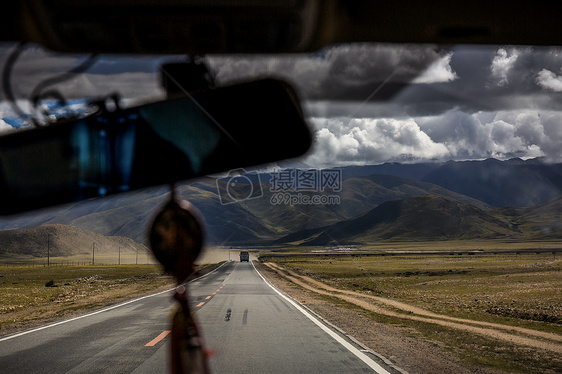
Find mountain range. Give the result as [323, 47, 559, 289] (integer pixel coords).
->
[274, 195, 516, 245]
[1, 157, 562, 252]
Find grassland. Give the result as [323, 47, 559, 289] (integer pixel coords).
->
[261, 243, 562, 373]
[0, 251, 159, 266]
[0, 263, 174, 336]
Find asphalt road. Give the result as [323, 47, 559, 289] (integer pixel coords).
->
[0, 261, 398, 373]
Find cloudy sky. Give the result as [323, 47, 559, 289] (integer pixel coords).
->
[2, 43, 562, 167]
[207, 44, 562, 167]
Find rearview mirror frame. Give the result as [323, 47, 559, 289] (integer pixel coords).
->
[0, 79, 312, 214]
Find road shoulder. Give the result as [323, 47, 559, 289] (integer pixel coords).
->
[254, 261, 507, 374]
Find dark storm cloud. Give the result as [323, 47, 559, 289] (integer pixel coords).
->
[2, 43, 458, 110]
[293, 45, 562, 166]
[208, 44, 562, 117]
[0, 45, 166, 101]
[3, 43, 562, 166]
[299, 45, 562, 167]
[207, 44, 455, 101]
[395, 46, 562, 116]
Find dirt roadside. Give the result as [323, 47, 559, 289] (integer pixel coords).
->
[255, 261, 527, 374]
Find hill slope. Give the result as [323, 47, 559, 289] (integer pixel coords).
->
[0, 224, 147, 257]
[0, 172, 488, 245]
[278, 195, 517, 245]
[4, 159, 561, 245]
[504, 195, 562, 239]
[422, 158, 562, 207]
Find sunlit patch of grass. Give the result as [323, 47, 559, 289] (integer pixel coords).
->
[0, 264, 174, 334]
[306, 278, 562, 373]
[416, 318, 562, 373]
[265, 246, 562, 373]
[273, 252, 562, 332]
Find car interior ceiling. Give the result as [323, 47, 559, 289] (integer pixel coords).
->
[1, 1, 562, 55]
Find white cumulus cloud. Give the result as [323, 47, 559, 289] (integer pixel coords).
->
[413, 53, 457, 83]
[490, 48, 519, 86]
[304, 117, 450, 167]
[418, 109, 562, 162]
[303, 108, 562, 167]
[536, 69, 562, 92]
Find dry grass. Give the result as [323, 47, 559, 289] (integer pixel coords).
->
[0, 264, 174, 336]
[271, 252, 562, 330]
[265, 249, 562, 373]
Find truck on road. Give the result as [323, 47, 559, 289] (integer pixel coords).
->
[239, 250, 250, 262]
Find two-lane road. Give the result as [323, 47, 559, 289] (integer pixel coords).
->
[191, 261, 393, 373]
[0, 261, 398, 373]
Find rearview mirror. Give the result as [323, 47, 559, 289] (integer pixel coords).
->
[0, 79, 312, 214]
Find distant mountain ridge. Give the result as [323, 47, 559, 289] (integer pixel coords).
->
[1, 158, 562, 247]
[421, 158, 562, 207]
[340, 162, 442, 180]
[275, 195, 516, 245]
[0, 172, 489, 244]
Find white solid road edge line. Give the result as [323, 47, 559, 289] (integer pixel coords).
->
[0, 261, 231, 343]
[187, 260, 229, 283]
[0, 288, 173, 343]
[252, 261, 394, 374]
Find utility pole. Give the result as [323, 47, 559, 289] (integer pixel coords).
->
[47, 233, 50, 267]
[92, 242, 95, 265]
[136, 249, 138, 265]
[118, 246, 121, 265]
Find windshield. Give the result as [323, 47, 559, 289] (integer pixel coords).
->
[4, 44, 562, 163]
[1, 43, 561, 374]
